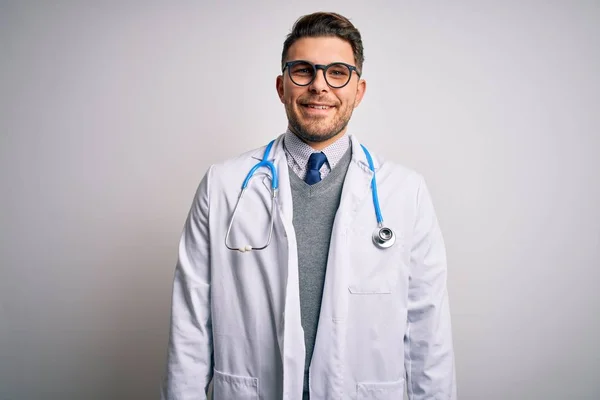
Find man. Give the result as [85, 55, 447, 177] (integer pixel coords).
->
[162, 12, 456, 400]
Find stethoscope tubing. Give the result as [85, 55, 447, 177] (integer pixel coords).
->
[226, 138, 395, 251]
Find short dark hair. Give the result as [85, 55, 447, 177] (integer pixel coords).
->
[281, 12, 365, 73]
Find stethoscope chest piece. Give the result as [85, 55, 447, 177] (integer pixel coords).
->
[372, 226, 396, 249]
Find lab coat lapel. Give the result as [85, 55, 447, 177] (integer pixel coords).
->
[328, 134, 378, 317]
[252, 134, 305, 398]
[335, 135, 378, 235]
[310, 134, 379, 397]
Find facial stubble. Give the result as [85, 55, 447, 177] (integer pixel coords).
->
[285, 100, 355, 144]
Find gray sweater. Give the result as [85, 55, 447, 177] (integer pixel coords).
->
[289, 148, 352, 399]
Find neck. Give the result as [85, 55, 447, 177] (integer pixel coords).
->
[289, 126, 347, 151]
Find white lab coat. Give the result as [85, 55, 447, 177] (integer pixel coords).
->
[162, 134, 456, 400]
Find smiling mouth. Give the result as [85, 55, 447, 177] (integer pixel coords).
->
[302, 104, 335, 110]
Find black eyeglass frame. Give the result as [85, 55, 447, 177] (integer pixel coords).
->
[282, 60, 362, 89]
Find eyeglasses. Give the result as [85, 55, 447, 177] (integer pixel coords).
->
[282, 60, 361, 89]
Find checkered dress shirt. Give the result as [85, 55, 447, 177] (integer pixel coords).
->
[283, 129, 351, 181]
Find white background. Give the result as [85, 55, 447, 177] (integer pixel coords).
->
[1, 1, 599, 399]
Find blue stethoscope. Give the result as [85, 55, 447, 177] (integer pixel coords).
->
[225, 139, 396, 252]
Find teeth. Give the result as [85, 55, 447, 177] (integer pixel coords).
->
[308, 105, 329, 109]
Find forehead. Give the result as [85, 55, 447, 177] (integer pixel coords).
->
[286, 36, 355, 65]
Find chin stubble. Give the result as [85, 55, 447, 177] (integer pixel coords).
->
[289, 118, 348, 143]
[286, 103, 353, 143]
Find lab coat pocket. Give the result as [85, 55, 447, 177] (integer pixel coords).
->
[212, 369, 259, 400]
[348, 283, 391, 295]
[347, 226, 405, 295]
[356, 377, 405, 400]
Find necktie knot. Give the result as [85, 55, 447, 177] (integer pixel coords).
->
[305, 152, 327, 185]
[307, 152, 327, 170]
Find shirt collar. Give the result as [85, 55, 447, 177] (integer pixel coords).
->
[283, 128, 350, 169]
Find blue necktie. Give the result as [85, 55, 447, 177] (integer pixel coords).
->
[305, 152, 328, 185]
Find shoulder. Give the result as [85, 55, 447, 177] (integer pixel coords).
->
[188, 143, 270, 210]
[203, 132, 288, 191]
[353, 138, 425, 190]
[205, 144, 268, 186]
[369, 151, 436, 214]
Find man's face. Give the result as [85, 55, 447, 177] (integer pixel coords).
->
[276, 37, 366, 148]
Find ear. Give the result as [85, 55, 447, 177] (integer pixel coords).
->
[276, 75, 285, 103]
[353, 78, 367, 108]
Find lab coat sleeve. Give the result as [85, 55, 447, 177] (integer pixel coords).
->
[162, 167, 214, 400]
[404, 175, 457, 399]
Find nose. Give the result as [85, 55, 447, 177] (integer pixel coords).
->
[308, 68, 329, 94]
